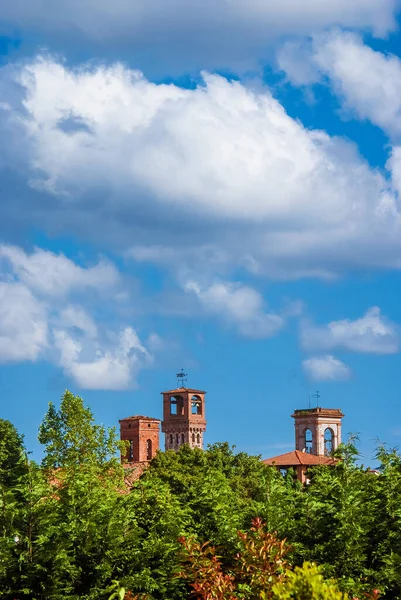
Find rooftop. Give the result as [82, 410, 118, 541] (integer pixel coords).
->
[263, 450, 337, 467]
[162, 387, 206, 395]
[119, 415, 161, 422]
[292, 407, 344, 418]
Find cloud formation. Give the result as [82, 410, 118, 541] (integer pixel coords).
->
[0, 245, 120, 297]
[53, 326, 151, 390]
[301, 307, 400, 355]
[0, 1, 395, 74]
[185, 280, 284, 338]
[302, 354, 351, 381]
[0, 245, 153, 389]
[1, 57, 401, 281]
[278, 31, 401, 138]
[0, 282, 48, 362]
[277, 32, 401, 222]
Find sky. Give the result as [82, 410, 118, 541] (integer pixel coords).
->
[1, 1, 401, 465]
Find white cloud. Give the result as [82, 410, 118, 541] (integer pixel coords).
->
[301, 307, 400, 355]
[12, 58, 390, 221]
[53, 326, 151, 390]
[1, 57, 401, 280]
[303, 354, 351, 381]
[388, 147, 401, 197]
[278, 31, 401, 138]
[0, 245, 120, 296]
[58, 305, 98, 338]
[313, 32, 401, 137]
[277, 39, 321, 86]
[0, 1, 395, 74]
[185, 280, 283, 338]
[0, 244, 154, 389]
[0, 282, 48, 362]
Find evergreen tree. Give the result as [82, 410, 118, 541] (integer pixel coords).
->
[0, 418, 26, 487]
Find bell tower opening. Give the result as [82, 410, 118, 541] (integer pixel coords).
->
[191, 395, 202, 415]
[292, 407, 344, 457]
[324, 428, 334, 456]
[161, 384, 207, 451]
[170, 395, 184, 415]
[304, 428, 313, 453]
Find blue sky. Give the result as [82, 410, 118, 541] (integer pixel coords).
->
[1, 1, 401, 464]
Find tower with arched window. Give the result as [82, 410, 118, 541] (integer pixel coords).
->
[161, 387, 207, 451]
[119, 415, 160, 463]
[292, 407, 344, 456]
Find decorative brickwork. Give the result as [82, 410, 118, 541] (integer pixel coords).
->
[119, 415, 160, 463]
[161, 387, 207, 451]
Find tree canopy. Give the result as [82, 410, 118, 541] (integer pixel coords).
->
[0, 391, 399, 599]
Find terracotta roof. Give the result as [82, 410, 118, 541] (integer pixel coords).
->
[263, 450, 336, 467]
[119, 415, 160, 422]
[123, 462, 149, 487]
[162, 388, 206, 395]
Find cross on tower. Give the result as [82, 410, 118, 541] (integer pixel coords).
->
[312, 390, 321, 408]
[176, 369, 187, 388]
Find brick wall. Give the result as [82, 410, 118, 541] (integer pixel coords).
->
[119, 416, 160, 462]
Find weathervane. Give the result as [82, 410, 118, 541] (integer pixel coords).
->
[176, 369, 188, 388]
[312, 390, 321, 408]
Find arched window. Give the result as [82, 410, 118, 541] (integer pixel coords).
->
[176, 433, 179, 445]
[197, 433, 200, 444]
[146, 439, 152, 461]
[191, 395, 202, 415]
[181, 433, 185, 444]
[304, 429, 313, 454]
[128, 440, 134, 461]
[170, 434, 173, 446]
[192, 433, 195, 443]
[324, 428, 334, 456]
[170, 395, 184, 415]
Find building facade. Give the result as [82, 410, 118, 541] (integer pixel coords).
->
[119, 415, 160, 464]
[161, 387, 207, 450]
[119, 385, 207, 469]
[292, 407, 344, 456]
[118, 382, 344, 485]
[264, 406, 344, 483]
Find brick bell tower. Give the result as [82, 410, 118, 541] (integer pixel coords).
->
[292, 406, 344, 456]
[119, 415, 160, 463]
[161, 381, 207, 451]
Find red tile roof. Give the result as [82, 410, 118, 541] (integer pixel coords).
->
[119, 415, 160, 422]
[123, 462, 149, 487]
[162, 388, 206, 395]
[263, 450, 336, 467]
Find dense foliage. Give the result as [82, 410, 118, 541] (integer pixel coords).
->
[0, 391, 400, 599]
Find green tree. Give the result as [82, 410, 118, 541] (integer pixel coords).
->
[0, 401, 398, 599]
[38, 390, 122, 470]
[0, 418, 26, 487]
[7, 390, 188, 599]
[289, 440, 381, 596]
[368, 445, 401, 598]
[29, 390, 129, 597]
[0, 419, 30, 596]
[272, 562, 348, 600]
